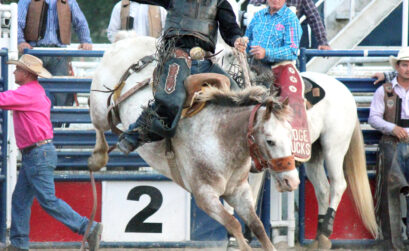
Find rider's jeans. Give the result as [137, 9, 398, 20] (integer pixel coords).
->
[191, 59, 239, 90]
[10, 143, 96, 250]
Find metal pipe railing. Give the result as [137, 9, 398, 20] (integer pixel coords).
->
[0, 49, 8, 244]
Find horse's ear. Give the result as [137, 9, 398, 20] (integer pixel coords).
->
[263, 99, 273, 121]
[282, 97, 289, 107]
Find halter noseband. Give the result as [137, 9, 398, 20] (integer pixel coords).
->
[247, 104, 295, 172]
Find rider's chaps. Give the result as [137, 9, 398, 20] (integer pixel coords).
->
[375, 136, 409, 250]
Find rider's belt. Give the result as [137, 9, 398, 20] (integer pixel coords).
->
[21, 139, 52, 154]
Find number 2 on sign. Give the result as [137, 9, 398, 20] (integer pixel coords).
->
[125, 186, 163, 233]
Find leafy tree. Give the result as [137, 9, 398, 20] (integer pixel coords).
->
[3, 0, 118, 43]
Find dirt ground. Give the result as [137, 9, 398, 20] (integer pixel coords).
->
[28, 242, 379, 251]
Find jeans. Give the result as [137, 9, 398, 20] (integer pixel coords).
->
[10, 143, 95, 250]
[391, 142, 409, 217]
[191, 59, 239, 90]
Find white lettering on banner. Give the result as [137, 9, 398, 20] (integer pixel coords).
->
[292, 129, 309, 142]
[291, 141, 311, 155]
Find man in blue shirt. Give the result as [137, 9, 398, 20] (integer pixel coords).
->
[246, 0, 310, 162]
[17, 0, 92, 112]
[245, 0, 301, 64]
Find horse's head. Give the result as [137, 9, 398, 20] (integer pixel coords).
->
[252, 97, 300, 192]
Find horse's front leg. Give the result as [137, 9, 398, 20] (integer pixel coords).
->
[224, 182, 276, 251]
[193, 188, 252, 251]
[88, 129, 109, 171]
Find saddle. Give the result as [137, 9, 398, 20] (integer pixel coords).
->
[181, 73, 231, 118]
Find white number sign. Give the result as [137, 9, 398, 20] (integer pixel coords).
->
[102, 181, 191, 242]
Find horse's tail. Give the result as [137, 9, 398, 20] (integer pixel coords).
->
[344, 118, 378, 238]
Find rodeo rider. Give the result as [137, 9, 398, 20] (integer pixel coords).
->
[117, 0, 249, 154]
[0, 55, 102, 251]
[369, 47, 409, 250]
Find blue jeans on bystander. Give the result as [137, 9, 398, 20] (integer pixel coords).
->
[10, 143, 96, 250]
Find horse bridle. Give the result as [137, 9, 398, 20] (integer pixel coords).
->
[247, 104, 295, 172]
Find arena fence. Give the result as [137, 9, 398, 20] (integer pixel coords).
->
[0, 48, 400, 248]
[0, 49, 9, 244]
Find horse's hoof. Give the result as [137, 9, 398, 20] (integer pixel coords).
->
[87, 157, 105, 172]
[317, 234, 332, 250]
[226, 237, 240, 251]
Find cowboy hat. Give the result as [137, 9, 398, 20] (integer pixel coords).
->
[390, 47, 409, 71]
[7, 54, 52, 78]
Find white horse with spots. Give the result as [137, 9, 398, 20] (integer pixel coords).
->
[220, 52, 378, 248]
[88, 35, 299, 251]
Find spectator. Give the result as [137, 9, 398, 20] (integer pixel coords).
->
[3, 54, 102, 251]
[107, 0, 167, 42]
[245, 0, 310, 161]
[17, 0, 92, 109]
[249, 0, 331, 50]
[368, 47, 409, 250]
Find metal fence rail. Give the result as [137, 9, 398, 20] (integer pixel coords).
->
[0, 49, 9, 244]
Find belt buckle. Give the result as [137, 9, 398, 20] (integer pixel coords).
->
[190, 47, 205, 61]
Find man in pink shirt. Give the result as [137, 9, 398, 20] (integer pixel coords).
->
[2, 55, 102, 251]
[368, 47, 409, 250]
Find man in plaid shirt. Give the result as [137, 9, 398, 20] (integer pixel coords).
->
[249, 0, 330, 50]
[245, 0, 311, 161]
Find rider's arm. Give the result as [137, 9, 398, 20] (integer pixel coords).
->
[368, 86, 396, 135]
[217, 0, 243, 47]
[129, 0, 170, 9]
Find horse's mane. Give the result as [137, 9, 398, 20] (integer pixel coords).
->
[197, 85, 269, 106]
[196, 86, 291, 121]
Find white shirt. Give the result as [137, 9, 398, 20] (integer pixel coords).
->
[107, 1, 167, 43]
[368, 77, 409, 135]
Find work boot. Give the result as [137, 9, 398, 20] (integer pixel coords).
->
[87, 223, 103, 251]
[117, 138, 136, 155]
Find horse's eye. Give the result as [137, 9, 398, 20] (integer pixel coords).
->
[267, 140, 276, 146]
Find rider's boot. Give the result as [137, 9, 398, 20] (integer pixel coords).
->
[117, 124, 141, 155]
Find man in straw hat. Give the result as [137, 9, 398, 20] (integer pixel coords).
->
[368, 47, 409, 250]
[1, 55, 102, 251]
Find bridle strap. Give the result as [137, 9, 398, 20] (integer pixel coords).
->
[247, 104, 267, 172]
[247, 104, 296, 173]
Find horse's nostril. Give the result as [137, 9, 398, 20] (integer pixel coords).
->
[284, 178, 290, 188]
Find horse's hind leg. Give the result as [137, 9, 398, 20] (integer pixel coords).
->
[194, 190, 252, 251]
[224, 184, 275, 251]
[88, 129, 109, 171]
[304, 143, 330, 249]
